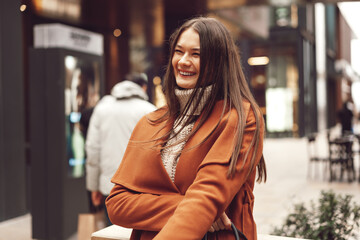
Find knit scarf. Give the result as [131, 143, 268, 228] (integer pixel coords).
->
[161, 86, 212, 181]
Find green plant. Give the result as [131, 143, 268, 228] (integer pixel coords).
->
[271, 190, 360, 240]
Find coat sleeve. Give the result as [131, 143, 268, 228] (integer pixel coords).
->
[153, 107, 264, 240]
[106, 184, 184, 231]
[85, 106, 101, 192]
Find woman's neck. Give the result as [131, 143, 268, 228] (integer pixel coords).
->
[175, 85, 213, 116]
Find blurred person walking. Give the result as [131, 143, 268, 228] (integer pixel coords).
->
[338, 100, 354, 135]
[85, 73, 156, 225]
[106, 17, 266, 240]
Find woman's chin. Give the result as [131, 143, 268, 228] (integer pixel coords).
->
[175, 78, 197, 89]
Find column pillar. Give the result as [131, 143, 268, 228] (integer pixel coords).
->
[0, 0, 27, 221]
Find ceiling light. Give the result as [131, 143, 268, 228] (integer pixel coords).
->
[20, 4, 27, 12]
[113, 29, 122, 37]
[248, 56, 269, 66]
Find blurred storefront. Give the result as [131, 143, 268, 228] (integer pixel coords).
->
[209, 3, 359, 138]
[1, 0, 360, 238]
[18, 0, 360, 140]
[211, 4, 317, 138]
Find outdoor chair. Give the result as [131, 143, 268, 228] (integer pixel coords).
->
[328, 135, 356, 182]
[351, 133, 360, 182]
[306, 133, 329, 180]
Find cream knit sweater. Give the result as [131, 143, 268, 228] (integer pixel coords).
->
[161, 86, 212, 181]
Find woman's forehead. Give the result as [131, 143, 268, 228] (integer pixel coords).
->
[176, 28, 200, 48]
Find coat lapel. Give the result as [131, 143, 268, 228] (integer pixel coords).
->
[174, 101, 227, 193]
[111, 109, 181, 195]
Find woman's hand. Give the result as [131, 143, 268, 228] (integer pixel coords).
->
[208, 212, 232, 232]
[91, 191, 103, 207]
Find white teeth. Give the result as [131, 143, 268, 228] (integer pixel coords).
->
[179, 71, 195, 76]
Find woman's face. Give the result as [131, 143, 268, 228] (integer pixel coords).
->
[172, 28, 200, 89]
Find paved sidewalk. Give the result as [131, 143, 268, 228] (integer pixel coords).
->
[254, 136, 360, 234]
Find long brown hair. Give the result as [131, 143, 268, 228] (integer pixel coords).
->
[152, 17, 266, 182]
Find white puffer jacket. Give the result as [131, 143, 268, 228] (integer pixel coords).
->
[85, 81, 157, 195]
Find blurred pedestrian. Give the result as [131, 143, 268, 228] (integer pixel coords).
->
[338, 100, 354, 135]
[85, 73, 156, 225]
[79, 106, 97, 212]
[72, 62, 99, 210]
[106, 17, 266, 239]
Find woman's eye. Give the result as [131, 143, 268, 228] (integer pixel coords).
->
[175, 49, 182, 53]
[193, 52, 200, 56]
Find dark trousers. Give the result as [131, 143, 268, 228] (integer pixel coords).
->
[87, 191, 112, 226]
[102, 194, 112, 226]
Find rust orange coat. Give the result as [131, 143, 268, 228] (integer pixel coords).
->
[106, 100, 264, 240]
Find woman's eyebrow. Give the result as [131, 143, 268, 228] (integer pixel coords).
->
[175, 44, 200, 51]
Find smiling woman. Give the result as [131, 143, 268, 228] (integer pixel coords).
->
[106, 17, 266, 240]
[172, 28, 200, 89]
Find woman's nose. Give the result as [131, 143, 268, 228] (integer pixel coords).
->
[179, 54, 190, 66]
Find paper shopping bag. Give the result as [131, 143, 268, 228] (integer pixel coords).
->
[78, 211, 106, 240]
